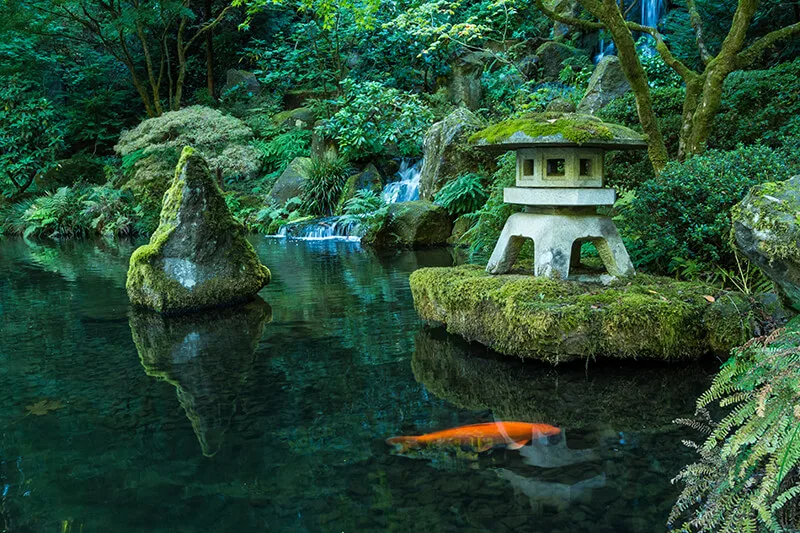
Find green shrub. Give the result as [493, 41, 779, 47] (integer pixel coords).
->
[251, 129, 312, 185]
[670, 324, 800, 532]
[316, 80, 434, 160]
[458, 153, 517, 258]
[615, 143, 800, 274]
[340, 189, 387, 229]
[433, 173, 488, 216]
[301, 155, 352, 216]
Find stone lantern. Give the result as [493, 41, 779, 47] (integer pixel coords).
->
[471, 113, 647, 280]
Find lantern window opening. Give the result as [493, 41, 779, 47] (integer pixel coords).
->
[546, 159, 566, 177]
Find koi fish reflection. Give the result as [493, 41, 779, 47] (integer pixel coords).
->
[386, 421, 561, 454]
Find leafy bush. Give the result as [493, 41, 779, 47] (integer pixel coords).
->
[458, 153, 517, 258]
[0, 76, 64, 198]
[1, 185, 142, 239]
[301, 155, 352, 216]
[114, 106, 262, 207]
[434, 173, 488, 216]
[316, 80, 434, 160]
[671, 325, 800, 532]
[615, 143, 800, 273]
[251, 129, 312, 181]
[340, 189, 387, 228]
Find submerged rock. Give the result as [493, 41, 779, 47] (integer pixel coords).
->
[419, 108, 495, 200]
[410, 265, 785, 363]
[732, 176, 800, 312]
[127, 147, 271, 314]
[363, 200, 452, 249]
[132, 298, 272, 456]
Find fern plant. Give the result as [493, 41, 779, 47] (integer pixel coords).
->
[339, 189, 387, 228]
[301, 155, 351, 217]
[670, 325, 800, 532]
[251, 129, 312, 175]
[433, 173, 488, 217]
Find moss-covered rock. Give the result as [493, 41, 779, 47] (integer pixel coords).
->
[132, 298, 271, 456]
[409, 265, 781, 363]
[126, 147, 271, 314]
[447, 215, 473, 245]
[577, 56, 631, 115]
[419, 108, 496, 200]
[363, 200, 452, 249]
[268, 156, 312, 206]
[535, 41, 588, 81]
[732, 176, 800, 312]
[114, 106, 261, 208]
[272, 107, 315, 130]
[337, 163, 383, 211]
[470, 112, 645, 148]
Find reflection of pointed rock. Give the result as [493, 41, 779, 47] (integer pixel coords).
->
[412, 327, 710, 431]
[131, 298, 272, 456]
[496, 469, 606, 511]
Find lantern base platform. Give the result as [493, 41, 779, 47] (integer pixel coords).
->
[504, 187, 616, 207]
[487, 212, 635, 279]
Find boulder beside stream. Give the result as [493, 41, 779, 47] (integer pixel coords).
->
[410, 265, 786, 364]
[127, 147, 270, 314]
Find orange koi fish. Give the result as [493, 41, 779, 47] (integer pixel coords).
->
[386, 421, 561, 454]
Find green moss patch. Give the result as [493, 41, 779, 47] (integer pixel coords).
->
[410, 265, 773, 364]
[469, 112, 644, 147]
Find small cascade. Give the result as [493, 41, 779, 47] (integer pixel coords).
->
[382, 159, 423, 204]
[595, 39, 616, 63]
[641, 0, 667, 29]
[276, 216, 364, 242]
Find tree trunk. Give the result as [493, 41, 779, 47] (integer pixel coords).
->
[677, 74, 703, 160]
[205, 0, 216, 100]
[589, 1, 669, 173]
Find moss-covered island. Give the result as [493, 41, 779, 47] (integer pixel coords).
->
[410, 265, 785, 364]
[469, 112, 647, 149]
[126, 146, 271, 314]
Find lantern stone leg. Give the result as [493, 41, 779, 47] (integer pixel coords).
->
[486, 212, 634, 279]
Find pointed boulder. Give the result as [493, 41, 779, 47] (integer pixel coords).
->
[127, 147, 271, 313]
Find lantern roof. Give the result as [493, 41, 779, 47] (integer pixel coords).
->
[470, 113, 647, 150]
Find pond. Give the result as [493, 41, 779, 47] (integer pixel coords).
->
[0, 237, 716, 532]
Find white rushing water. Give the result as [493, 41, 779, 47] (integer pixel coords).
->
[381, 159, 422, 204]
[273, 159, 424, 241]
[275, 216, 364, 242]
[594, 0, 667, 63]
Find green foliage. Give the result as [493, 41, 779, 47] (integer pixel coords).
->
[5, 185, 142, 239]
[316, 80, 434, 160]
[558, 55, 593, 92]
[458, 152, 517, 258]
[251, 129, 313, 184]
[615, 143, 800, 274]
[433, 173, 487, 216]
[0, 76, 64, 197]
[340, 189, 388, 228]
[670, 325, 800, 532]
[713, 59, 800, 150]
[301, 155, 352, 216]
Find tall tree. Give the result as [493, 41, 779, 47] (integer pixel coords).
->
[535, 0, 800, 173]
[36, 0, 234, 116]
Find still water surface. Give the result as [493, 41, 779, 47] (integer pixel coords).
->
[0, 237, 715, 532]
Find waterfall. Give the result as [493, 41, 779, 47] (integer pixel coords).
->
[641, 0, 666, 29]
[594, 0, 666, 63]
[382, 159, 422, 204]
[275, 216, 365, 242]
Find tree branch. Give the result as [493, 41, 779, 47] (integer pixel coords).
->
[687, 0, 713, 64]
[736, 20, 800, 68]
[183, 5, 234, 50]
[626, 21, 696, 80]
[533, 0, 604, 30]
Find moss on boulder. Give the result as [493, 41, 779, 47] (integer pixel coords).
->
[732, 176, 800, 312]
[363, 200, 452, 249]
[419, 108, 496, 200]
[126, 147, 271, 314]
[409, 265, 780, 363]
[268, 156, 312, 206]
